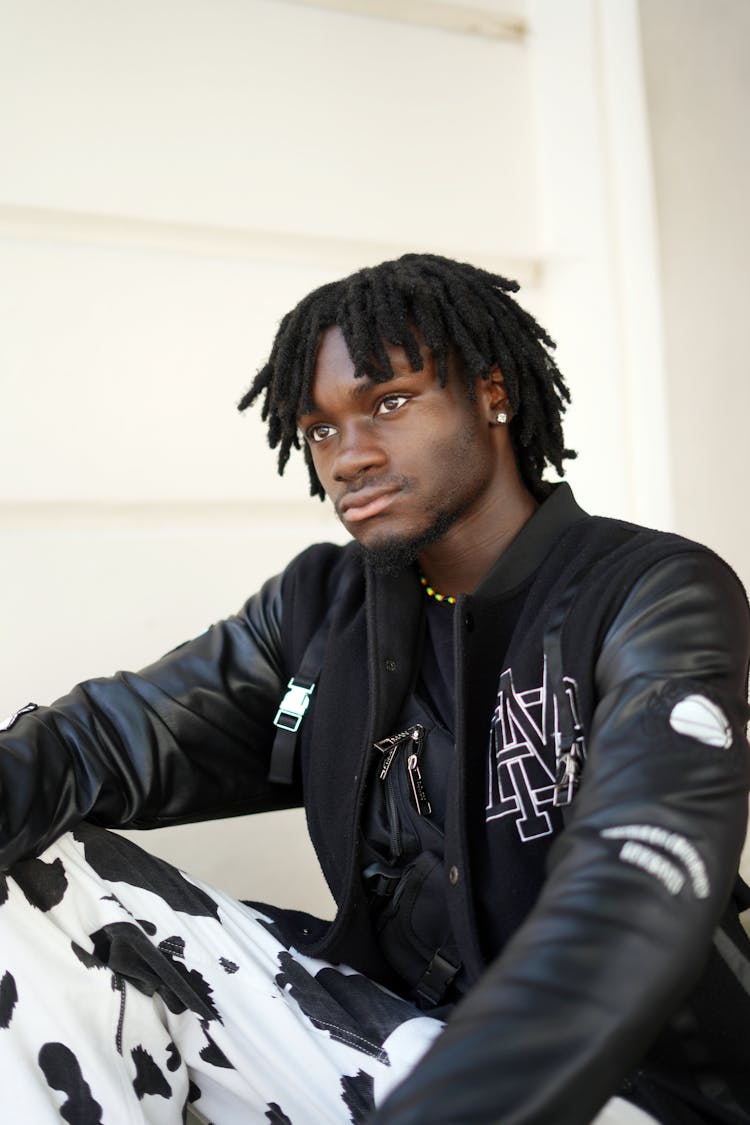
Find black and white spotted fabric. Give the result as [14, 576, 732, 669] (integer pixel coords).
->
[0, 827, 661, 1124]
[0, 825, 443, 1123]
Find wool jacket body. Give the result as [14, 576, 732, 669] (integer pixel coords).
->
[1, 485, 750, 1123]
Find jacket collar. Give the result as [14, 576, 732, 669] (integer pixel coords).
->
[474, 483, 589, 600]
[368, 483, 589, 611]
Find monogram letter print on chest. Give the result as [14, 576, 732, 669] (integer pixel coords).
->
[486, 662, 586, 841]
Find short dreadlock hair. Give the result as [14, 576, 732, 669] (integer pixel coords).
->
[238, 253, 575, 501]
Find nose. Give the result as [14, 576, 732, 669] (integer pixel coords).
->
[332, 420, 387, 482]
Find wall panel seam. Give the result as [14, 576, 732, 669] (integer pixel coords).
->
[0, 204, 542, 288]
[278, 0, 527, 41]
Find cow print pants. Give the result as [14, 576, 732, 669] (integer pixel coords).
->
[0, 825, 662, 1124]
[0, 824, 444, 1123]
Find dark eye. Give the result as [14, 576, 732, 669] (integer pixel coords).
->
[307, 423, 336, 444]
[376, 394, 409, 416]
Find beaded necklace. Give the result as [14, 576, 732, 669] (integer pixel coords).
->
[419, 574, 457, 605]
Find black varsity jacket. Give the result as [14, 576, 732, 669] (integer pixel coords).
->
[1, 484, 749, 1124]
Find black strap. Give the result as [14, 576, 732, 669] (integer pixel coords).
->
[267, 580, 348, 785]
[362, 861, 402, 899]
[735, 873, 750, 914]
[413, 949, 462, 1008]
[543, 541, 621, 811]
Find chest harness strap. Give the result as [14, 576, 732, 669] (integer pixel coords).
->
[544, 541, 622, 811]
[267, 582, 348, 786]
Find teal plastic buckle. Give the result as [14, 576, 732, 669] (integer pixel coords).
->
[273, 679, 315, 733]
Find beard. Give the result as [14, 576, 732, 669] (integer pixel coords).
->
[354, 506, 463, 577]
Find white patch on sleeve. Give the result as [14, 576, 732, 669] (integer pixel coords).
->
[601, 824, 710, 898]
[618, 841, 685, 895]
[669, 694, 732, 749]
[0, 702, 38, 731]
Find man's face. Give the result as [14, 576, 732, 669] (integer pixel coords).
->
[297, 327, 508, 571]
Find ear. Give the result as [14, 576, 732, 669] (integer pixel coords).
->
[479, 366, 511, 425]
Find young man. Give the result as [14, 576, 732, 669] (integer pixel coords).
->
[1, 254, 749, 1124]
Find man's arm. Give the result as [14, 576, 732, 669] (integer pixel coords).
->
[374, 549, 750, 1125]
[0, 572, 294, 871]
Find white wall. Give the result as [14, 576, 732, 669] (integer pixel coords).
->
[3, 0, 744, 903]
[638, 0, 750, 882]
[0, 0, 537, 912]
[639, 0, 750, 590]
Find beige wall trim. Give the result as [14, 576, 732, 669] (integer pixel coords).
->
[0, 204, 541, 287]
[0, 501, 341, 533]
[278, 0, 527, 41]
[594, 0, 672, 527]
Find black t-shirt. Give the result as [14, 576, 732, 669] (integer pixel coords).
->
[361, 580, 532, 1002]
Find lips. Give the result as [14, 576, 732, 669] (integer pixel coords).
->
[338, 486, 400, 524]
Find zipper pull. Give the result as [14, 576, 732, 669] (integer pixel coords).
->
[378, 743, 398, 781]
[374, 727, 413, 781]
[406, 725, 431, 815]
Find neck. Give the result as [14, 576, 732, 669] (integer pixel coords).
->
[418, 482, 538, 598]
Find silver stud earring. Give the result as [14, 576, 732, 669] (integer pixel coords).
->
[496, 411, 508, 424]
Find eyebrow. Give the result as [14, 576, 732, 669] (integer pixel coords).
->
[300, 371, 415, 418]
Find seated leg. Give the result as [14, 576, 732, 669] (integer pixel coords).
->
[0, 825, 443, 1123]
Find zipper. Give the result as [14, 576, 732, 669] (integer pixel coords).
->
[374, 724, 430, 861]
[407, 750, 432, 816]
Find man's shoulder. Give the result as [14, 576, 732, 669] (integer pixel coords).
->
[546, 509, 746, 612]
[531, 484, 717, 576]
[272, 541, 366, 668]
[277, 540, 364, 630]
[559, 513, 748, 629]
[564, 509, 719, 561]
[281, 540, 361, 589]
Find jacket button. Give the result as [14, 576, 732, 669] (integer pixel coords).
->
[448, 865, 459, 886]
[464, 613, 474, 631]
[385, 659, 397, 672]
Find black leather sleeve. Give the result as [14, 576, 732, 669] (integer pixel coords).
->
[0, 573, 294, 872]
[373, 550, 750, 1124]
